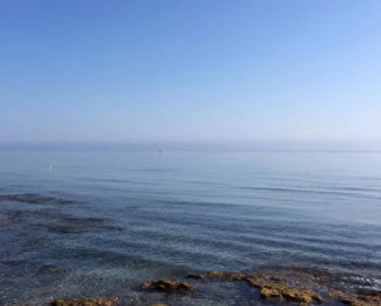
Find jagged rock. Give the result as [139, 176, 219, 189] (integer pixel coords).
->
[141, 279, 195, 293]
[260, 287, 284, 301]
[259, 283, 322, 304]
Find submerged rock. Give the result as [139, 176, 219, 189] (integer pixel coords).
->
[187, 271, 248, 281]
[48, 266, 59, 273]
[46, 225, 85, 233]
[51, 297, 118, 306]
[0, 194, 74, 205]
[141, 279, 196, 293]
[31, 214, 119, 234]
[186, 273, 206, 279]
[38, 264, 59, 274]
[0, 220, 8, 226]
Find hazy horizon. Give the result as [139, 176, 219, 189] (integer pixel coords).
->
[1, 1, 381, 145]
[1, 140, 381, 152]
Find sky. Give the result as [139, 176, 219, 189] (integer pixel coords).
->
[1, 0, 381, 149]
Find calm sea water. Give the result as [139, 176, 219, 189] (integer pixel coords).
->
[0, 150, 380, 305]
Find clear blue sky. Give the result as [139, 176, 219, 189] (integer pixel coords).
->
[1, 0, 380, 148]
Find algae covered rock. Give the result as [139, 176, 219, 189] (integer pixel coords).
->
[329, 290, 381, 306]
[51, 297, 118, 306]
[141, 279, 195, 293]
[260, 283, 322, 304]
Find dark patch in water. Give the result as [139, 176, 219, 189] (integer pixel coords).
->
[31, 223, 92, 233]
[5, 209, 25, 222]
[46, 224, 86, 233]
[21, 238, 48, 252]
[59, 216, 109, 224]
[31, 216, 120, 234]
[0, 194, 75, 205]
[2, 206, 120, 235]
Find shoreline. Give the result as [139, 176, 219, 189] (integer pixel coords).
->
[3, 265, 381, 306]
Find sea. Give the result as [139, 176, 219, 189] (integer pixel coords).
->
[0, 150, 380, 305]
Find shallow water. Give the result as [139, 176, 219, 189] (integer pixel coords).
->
[0, 150, 380, 305]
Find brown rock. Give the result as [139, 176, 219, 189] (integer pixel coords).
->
[245, 275, 266, 288]
[189, 269, 323, 305]
[141, 279, 195, 293]
[187, 273, 206, 279]
[207, 271, 247, 280]
[329, 290, 381, 306]
[259, 282, 323, 304]
[51, 297, 118, 306]
[48, 266, 59, 273]
[260, 287, 284, 301]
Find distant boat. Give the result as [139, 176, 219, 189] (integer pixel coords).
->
[158, 150, 162, 153]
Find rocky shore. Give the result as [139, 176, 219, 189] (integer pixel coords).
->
[4, 266, 378, 306]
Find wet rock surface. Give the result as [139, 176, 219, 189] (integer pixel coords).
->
[186, 267, 381, 305]
[50, 297, 118, 306]
[187, 270, 323, 304]
[141, 279, 196, 294]
[329, 289, 381, 306]
[260, 285, 323, 304]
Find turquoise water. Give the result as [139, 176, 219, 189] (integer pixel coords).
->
[0, 150, 381, 305]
